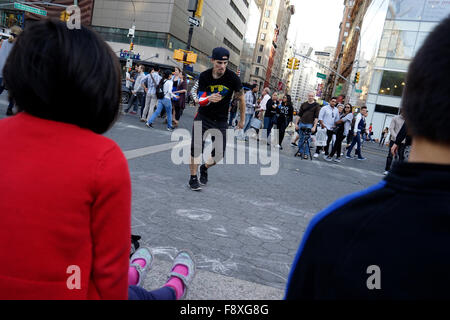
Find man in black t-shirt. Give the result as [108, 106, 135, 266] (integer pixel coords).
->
[189, 47, 245, 191]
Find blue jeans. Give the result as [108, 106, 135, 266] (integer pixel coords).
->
[264, 117, 274, 138]
[228, 111, 236, 126]
[297, 123, 313, 155]
[148, 98, 173, 128]
[243, 113, 253, 133]
[125, 92, 144, 113]
[347, 132, 363, 158]
[128, 285, 176, 300]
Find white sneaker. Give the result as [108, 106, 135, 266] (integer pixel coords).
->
[320, 151, 325, 155]
[313, 153, 319, 158]
[324, 156, 332, 161]
[383, 171, 388, 175]
[275, 144, 282, 148]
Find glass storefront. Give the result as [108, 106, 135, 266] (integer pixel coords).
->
[378, 70, 406, 97]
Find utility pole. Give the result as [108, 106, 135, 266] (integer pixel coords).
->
[184, 10, 196, 72]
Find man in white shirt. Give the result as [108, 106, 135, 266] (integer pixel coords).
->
[346, 106, 368, 160]
[317, 97, 339, 157]
[141, 66, 162, 122]
[124, 64, 145, 115]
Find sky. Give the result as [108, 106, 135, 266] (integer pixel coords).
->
[287, 0, 346, 51]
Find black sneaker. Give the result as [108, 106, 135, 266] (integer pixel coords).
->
[189, 177, 202, 191]
[199, 164, 208, 186]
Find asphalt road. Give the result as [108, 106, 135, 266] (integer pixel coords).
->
[0, 96, 391, 299]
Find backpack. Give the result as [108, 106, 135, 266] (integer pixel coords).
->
[156, 79, 166, 99]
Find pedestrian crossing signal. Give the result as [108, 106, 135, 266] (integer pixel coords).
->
[286, 58, 294, 69]
[293, 58, 300, 70]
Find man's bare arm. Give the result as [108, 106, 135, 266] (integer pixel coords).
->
[235, 89, 246, 129]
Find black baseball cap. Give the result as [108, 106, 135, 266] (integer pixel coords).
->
[209, 47, 230, 61]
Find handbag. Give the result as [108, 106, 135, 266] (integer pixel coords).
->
[315, 128, 327, 146]
[250, 117, 262, 129]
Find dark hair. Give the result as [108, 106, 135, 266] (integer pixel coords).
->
[361, 106, 367, 110]
[3, 20, 121, 134]
[153, 65, 160, 72]
[402, 15, 450, 144]
[163, 69, 172, 79]
[331, 97, 338, 100]
[345, 103, 352, 108]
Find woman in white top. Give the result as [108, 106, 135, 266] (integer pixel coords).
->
[146, 70, 176, 131]
[326, 103, 353, 162]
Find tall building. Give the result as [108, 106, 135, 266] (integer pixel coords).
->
[290, 43, 314, 108]
[239, 0, 262, 85]
[248, 0, 293, 92]
[91, 0, 250, 73]
[269, 0, 294, 91]
[323, 0, 356, 99]
[249, 0, 281, 91]
[280, 40, 295, 93]
[360, 0, 450, 139]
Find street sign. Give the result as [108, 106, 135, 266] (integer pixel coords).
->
[14, 2, 47, 16]
[315, 51, 330, 57]
[355, 89, 362, 93]
[188, 16, 200, 27]
[316, 72, 327, 79]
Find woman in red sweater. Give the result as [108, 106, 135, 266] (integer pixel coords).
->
[0, 20, 195, 300]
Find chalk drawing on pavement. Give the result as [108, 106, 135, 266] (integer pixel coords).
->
[150, 247, 179, 260]
[209, 226, 229, 237]
[176, 208, 213, 222]
[196, 254, 238, 275]
[245, 226, 282, 242]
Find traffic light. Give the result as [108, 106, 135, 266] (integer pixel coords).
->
[354, 72, 360, 83]
[286, 57, 294, 69]
[129, 42, 134, 51]
[60, 10, 69, 22]
[195, 0, 204, 17]
[293, 58, 300, 70]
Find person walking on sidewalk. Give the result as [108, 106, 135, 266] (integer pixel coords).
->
[141, 66, 162, 122]
[146, 70, 176, 131]
[384, 112, 406, 174]
[276, 94, 293, 149]
[188, 47, 245, 191]
[326, 103, 353, 163]
[346, 106, 368, 160]
[317, 97, 339, 158]
[124, 64, 145, 115]
[0, 25, 22, 116]
[241, 83, 258, 140]
[293, 92, 320, 158]
[264, 92, 279, 144]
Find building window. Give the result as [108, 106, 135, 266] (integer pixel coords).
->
[259, 44, 264, 52]
[260, 33, 266, 40]
[263, 21, 268, 29]
[226, 19, 244, 39]
[265, 10, 270, 18]
[344, 31, 348, 37]
[267, 0, 272, 6]
[257, 56, 262, 63]
[378, 71, 406, 97]
[255, 67, 259, 76]
[230, 0, 246, 24]
[374, 105, 399, 115]
[346, 22, 350, 28]
[223, 37, 241, 55]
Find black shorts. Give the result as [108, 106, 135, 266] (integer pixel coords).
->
[191, 113, 227, 160]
